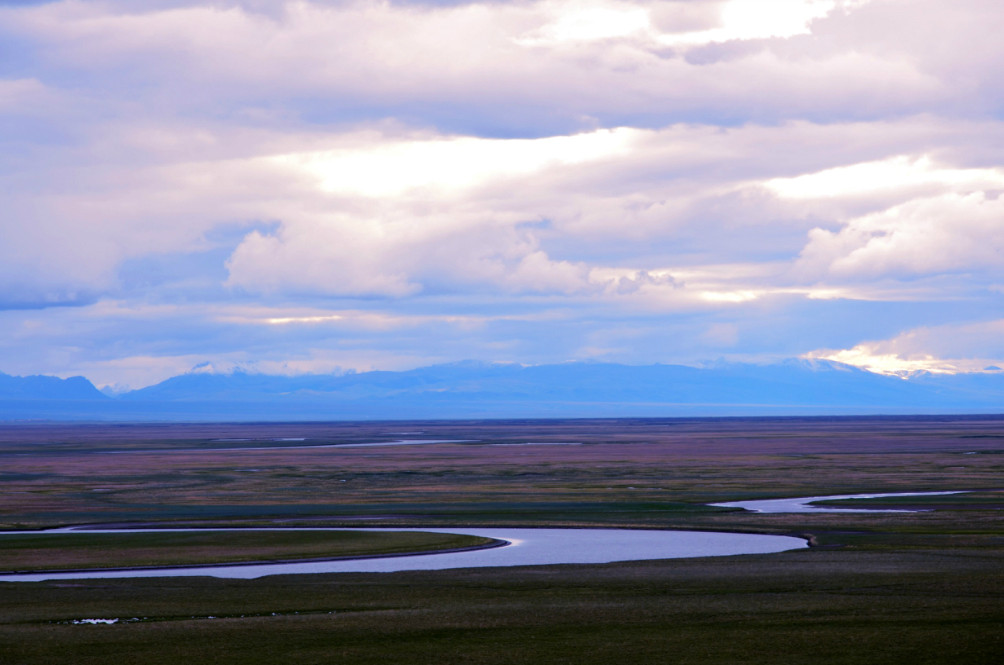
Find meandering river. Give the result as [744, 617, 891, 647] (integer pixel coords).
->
[0, 526, 806, 582]
[3, 490, 961, 582]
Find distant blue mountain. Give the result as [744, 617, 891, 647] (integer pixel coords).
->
[0, 371, 108, 401]
[117, 359, 975, 407]
[1, 361, 1002, 421]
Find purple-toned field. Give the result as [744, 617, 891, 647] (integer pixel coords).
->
[1, 416, 1001, 531]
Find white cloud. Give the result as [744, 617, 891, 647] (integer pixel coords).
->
[2, 112, 998, 307]
[0, 0, 964, 126]
[655, 0, 848, 46]
[221, 122, 802, 299]
[214, 305, 500, 331]
[521, 0, 868, 50]
[766, 155, 1004, 200]
[224, 224, 422, 298]
[806, 319, 1004, 376]
[798, 191, 1004, 279]
[269, 128, 639, 198]
[516, 1, 652, 46]
[699, 289, 761, 303]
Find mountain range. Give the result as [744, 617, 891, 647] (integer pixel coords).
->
[1, 360, 1002, 421]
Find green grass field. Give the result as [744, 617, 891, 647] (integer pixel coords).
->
[0, 417, 1001, 664]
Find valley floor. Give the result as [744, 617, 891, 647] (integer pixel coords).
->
[1, 416, 1001, 664]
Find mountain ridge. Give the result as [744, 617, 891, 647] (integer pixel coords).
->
[0, 371, 109, 401]
[1, 360, 1002, 421]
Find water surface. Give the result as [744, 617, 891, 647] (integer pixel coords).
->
[711, 491, 963, 514]
[0, 526, 806, 582]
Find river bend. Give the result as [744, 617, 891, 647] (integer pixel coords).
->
[0, 526, 806, 582]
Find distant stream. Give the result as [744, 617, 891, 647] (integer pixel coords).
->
[710, 490, 963, 513]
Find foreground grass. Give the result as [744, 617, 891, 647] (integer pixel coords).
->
[1, 548, 1001, 664]
[0, 531, 495, 572]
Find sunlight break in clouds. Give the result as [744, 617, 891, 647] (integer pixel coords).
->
[516, 2, 651, 45]
[521, 0, 862, 48]
[270, 128, 639, 198]
[655, 0, 855, 46]
[806, 319, 1004, 376]
[766, 155, 1004, 200]
[807, 347, 985, 376]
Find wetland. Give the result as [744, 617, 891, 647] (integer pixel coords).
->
[0, 416, 1001, 664]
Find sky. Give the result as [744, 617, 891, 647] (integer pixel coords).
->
[1, 0, 1002, 391]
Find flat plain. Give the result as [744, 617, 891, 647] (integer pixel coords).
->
[0, 416, 1001, 664]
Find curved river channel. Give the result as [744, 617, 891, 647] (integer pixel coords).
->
[3, 491, 957, 582]
[0, 527, 807, 582]
[711, 490, 963, 513]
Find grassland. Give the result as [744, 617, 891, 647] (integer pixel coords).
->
[0, 416, 1001, 664]
[0, 531, 496, 572]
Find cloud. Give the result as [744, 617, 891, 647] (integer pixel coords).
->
[765, 155, 1004, 201]
[4, 114, 997, 307]
[223, 118, 1004, 303]
[224, 127, 641, 297]
[2, 0, 1003, 386]
[268, 128, 638, 197]
[0, 0, 977, 133]
[225, 214, 596, 298]
[797, 191, 1004, 280]
[806, 319, 1004, 375]
[515, 1, 652, 46]
[655, 0, 857, 46]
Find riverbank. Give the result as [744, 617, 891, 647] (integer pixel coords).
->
[0, 530, 502, 576]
